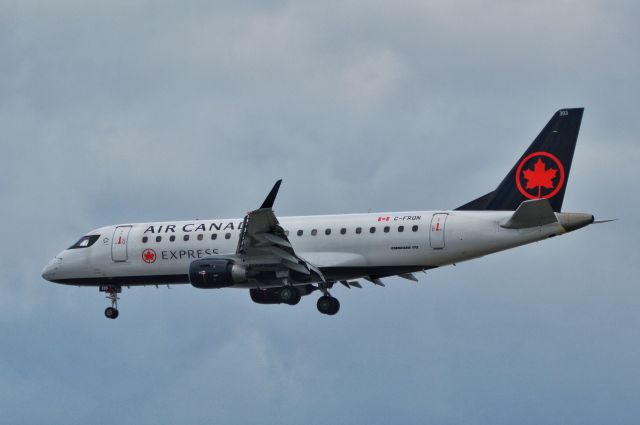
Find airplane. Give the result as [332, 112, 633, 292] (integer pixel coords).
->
[42, 108, 600, 319]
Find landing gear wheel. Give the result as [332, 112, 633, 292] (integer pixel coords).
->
[327, 297, 339, 315]
[317, 295, 340, 315]
[289, 289, 301, 305]
[105, 307, 119, 319]
[279, 286, 301, 305]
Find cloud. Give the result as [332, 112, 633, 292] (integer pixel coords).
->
[1, 0, 639, 424]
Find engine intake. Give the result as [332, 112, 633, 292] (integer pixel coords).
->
[189, 258, 247, 289]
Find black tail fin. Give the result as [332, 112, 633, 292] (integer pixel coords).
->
[456, 108, 584, 212]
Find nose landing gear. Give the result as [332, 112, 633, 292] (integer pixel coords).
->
[100, 285, 121, 319]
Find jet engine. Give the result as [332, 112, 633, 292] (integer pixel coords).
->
[189, 258, 247, 289]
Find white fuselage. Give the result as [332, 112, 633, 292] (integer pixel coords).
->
[42, 210, 566, 288]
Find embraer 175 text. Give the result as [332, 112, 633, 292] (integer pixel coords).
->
[43, 108, 601, 319]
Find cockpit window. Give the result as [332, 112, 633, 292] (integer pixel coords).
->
[69, 235, 100, 249]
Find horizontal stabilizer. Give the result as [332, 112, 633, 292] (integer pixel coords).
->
[501, 199, 558, 229]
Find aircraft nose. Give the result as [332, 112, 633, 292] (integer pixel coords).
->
[41, 264, 53, 281]
[42, 257, 62, 282]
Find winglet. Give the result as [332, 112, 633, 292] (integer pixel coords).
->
[260, 180, 282, 209]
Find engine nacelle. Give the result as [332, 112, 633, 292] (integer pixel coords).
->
[189, 258, 247, 289]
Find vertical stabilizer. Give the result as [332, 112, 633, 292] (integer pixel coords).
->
[456, 108, 584, 212]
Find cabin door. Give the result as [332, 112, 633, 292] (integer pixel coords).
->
[111, 226, 132, 262]
[429, 214, 448, 249]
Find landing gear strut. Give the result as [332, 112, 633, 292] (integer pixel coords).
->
[100, 285, 121, 319]
[316, 282, 340, 315]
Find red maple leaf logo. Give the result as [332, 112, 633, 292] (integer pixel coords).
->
[142, 249, 156, 264]
[515, 151, 565, 200]
[522, 158, 557, 198]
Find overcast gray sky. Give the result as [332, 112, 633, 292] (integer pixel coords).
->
[1, 0, 639, 423]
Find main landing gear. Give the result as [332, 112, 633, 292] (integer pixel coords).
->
[279, 286, 301, 305]
[100, 285, 121, 319]
[317, 295, 340, 315]
[316, 282, 340, 315]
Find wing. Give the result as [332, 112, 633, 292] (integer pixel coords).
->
[236, 180, 325, 283]
[235, 180, 420, 289]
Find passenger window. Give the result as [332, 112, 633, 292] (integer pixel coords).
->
[356, 227, 362, 234]
[325, 228, 331, 235]
[170, 235, 176, 242]
[370, 227, 376, 233]
[197, 234, 203, 241]
[142, 236, 148, 243]
[225, 233, 231, 239]
[211, 233, 217, 240]
[297, 230, 303, 236]
[398, 225, 404, 232]
[383, 226, 390, 233]
[311, 229, 318, 236]
[183, 235, 189, 241]
[412, 225, 419, 232]
[340, 228, 346, 235]
[156, 236, 162, 242]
